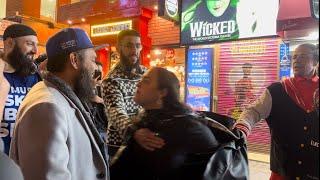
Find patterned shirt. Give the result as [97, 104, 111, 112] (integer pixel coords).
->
[102, 63, 147, 147]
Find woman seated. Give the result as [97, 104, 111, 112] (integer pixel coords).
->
[111, 67, 219, 180]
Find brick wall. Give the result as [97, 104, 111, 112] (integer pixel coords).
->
[6, 0, 41, 18]
[6, 0, 23, 17]
[148, 12, 180, 46]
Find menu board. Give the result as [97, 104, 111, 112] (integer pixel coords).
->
[180, 0, 279, 45]
[279, 43, 291, 80]
[186, 48, 213, 111]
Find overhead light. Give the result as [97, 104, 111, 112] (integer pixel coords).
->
[154, 49, 162, 55]
[154, 5, 158, 10]
[307, 31, 319, 40]
[67, 20, 72, 25]
[81, 18, 86, 22]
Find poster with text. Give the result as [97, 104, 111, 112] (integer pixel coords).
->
[186, 48, 213, 111]
[279, 43, 292, 80]
[180, 0, 279, 45]
[217, 38, 279, 153]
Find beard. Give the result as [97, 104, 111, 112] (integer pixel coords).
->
[7, 44, 37, 77]
[74, 64, 95, 102]
[119, 50, 141, 73]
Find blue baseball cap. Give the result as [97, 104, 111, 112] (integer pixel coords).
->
[46, 28, 94, 60]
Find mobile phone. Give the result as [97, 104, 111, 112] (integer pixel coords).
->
[93, 70, 102, 80]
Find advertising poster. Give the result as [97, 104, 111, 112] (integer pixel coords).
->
[180, 0, 279, 45]
[186, 48, 213, 111]
[279, 43, 291, 80]
[217, 38, 279, 152]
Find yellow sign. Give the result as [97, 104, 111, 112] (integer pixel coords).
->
[91, 20, 132, 37]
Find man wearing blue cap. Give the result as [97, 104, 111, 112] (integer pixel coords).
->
[1, 24, 41, 155]
[10, 28, 109, 180]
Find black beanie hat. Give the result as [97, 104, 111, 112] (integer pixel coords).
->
[3, 24, 37, 40]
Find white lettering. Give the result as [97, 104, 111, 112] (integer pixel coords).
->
[5, 95, 14, 106]
[311, 140, 319, 148]
[190, 21, 203, 38]
[220, 21, 227, 34]
[228, 21, 236, 33]
[0, 123, 10, 137]
[14, 95, 25, 106]
[10, 122, 15, 137]
[5, 95, 25, 107]
[4, 108, 17, 121]
[205, 23, 213, 36]
[212, 22, 220, 35]
[189, 20, 237, 38]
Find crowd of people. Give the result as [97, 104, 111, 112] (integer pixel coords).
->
[0, 23, 319, 180]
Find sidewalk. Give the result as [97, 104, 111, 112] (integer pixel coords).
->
[249, 160, 270, 180]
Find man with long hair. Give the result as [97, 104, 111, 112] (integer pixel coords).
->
[102, 29, 147, 157]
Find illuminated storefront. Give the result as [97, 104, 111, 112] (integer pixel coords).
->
[149, 47, 186, 101]
[177, 0, 281, 158]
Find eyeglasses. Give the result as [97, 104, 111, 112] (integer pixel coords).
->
[121, 43, 142, 50]
[292, 53, 314, 60]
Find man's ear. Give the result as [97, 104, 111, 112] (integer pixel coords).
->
[116, 43, 121, 53]
[69, 53, 80, 70]
[4, 38, 15, 51]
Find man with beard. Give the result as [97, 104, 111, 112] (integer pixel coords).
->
[102, 29, 147, 157]
[1, 24, 41, 155]
[10, 28, 109, 180]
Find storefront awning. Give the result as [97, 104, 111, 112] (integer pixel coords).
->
[277, 0, 318, 31]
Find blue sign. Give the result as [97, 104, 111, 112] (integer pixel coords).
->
[186, 48, 213, 111]
[279, 43, 291, 80]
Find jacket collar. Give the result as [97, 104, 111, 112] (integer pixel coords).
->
[294, 75, 319, 83]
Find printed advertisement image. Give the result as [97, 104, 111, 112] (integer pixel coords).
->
[180, 0, 279, 45]
[186, 48, 213, 111]
[217, 38, 279, 153]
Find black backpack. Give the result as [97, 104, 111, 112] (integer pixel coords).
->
[197, 111, 249, 180]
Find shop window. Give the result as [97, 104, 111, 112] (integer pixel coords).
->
[150, 48, 186, 101]
[40, 0, 57, 21]
[0, 0, 6, 19]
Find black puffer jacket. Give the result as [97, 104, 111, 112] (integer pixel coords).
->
[111, 109, 219, 180]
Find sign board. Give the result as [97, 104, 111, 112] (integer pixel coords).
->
[279, 43, 292, 80]
[158, 0, 180, 22]
[186, 48, 213, 111]
[91, 20, 132, 37]
[180, 0, 279, 45]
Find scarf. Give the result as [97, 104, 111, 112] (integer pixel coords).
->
[44, 73, 107, 161]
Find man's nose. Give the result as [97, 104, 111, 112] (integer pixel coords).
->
[31, 45, 38, 55]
